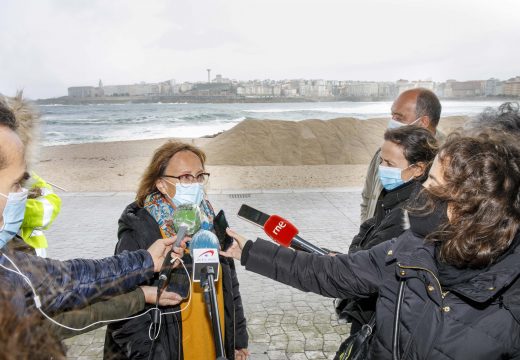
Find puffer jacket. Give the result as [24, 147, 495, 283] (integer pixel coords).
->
[242, 231, 520, 359]
[0, 247, 154, 316]
[104, 201, 248, 360]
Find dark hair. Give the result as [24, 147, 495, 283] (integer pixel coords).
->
[0, 97, 18, 131]
[415, 88, 441, 127]
[384, 125, 439, 181]
[136, 141, 206, 207]
[0, 97, 20, 170]
[466, 102, 520, 135]
[0, 291, 66, 359]
[423, 132, 520, 268]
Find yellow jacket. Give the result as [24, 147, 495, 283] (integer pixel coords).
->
[20, 173, 62, 249]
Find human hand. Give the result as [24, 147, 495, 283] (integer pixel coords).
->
[140, 286, 183, 306]
[219, 228, 247, 260]
[235, 348, 250, 360]
[146, 237, 176, 272]
[146, 235, 191, 272]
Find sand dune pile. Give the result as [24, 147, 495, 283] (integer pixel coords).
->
[204, 116, 468, 166]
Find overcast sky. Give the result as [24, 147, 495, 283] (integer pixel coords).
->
[1, 0, 519, 99]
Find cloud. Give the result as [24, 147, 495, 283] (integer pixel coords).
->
[1, 0, 519, 98]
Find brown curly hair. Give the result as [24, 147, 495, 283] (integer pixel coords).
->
[424, 131, 520, 268]
[0, 291, 66, 360]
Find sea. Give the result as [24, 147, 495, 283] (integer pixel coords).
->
[38, 100, 508, 146]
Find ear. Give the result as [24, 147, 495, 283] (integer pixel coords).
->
[420, 116, 432, 129]
[412, 162, 427, 178]
[156, 178, 168, 195]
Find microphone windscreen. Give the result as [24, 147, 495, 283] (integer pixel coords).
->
[190, 230, 220, 255]
[263, 215, 299, 247]
[173, 204, 202, 235]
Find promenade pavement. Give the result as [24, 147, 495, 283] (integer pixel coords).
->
[46, 188, 363, 360]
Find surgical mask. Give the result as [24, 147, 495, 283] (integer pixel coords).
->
[387, 117, 421, 129]
[0, 188, 28, 248]
[378, 165, 413, 191]
[169, 182, 204, 207]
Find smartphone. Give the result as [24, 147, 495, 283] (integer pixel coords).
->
[213, 210, 234, 251]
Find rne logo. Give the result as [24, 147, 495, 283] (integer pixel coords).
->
[273, 221, 286, 235]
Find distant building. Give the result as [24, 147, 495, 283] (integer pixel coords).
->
[445, 80, 485, 98]
[504, 76, 520, 97]
[68, 86, 97, 98]
[343, 82, 379, 97]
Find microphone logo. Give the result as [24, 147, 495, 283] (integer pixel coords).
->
[190, 230, 220, 282]
[196, 249, 216, 259]
[273, 220, 286, 235]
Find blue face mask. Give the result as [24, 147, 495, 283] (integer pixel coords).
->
[0, 188, 28, 248]
[169, 182, 204, 207]
[378, 165, 413, 191]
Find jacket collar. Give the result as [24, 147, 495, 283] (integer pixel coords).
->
[381, 181, 420, 210]
[387, 230, 520, 303]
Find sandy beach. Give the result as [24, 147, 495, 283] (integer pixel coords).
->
[34, 116, 468, 192]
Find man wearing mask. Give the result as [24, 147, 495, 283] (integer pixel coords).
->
[360, 88, 443, 222]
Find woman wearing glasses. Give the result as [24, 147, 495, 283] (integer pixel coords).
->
[104, 141, 249, 360]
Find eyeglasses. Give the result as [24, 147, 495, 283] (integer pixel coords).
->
[162, 173, 210, 185]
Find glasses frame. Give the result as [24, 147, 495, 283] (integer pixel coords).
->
[162, 172, 210, 185]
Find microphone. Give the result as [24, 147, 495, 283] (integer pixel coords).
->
[190, 230, 220, 282]
[157, 204, 202, 290]
[237, 204, 328, 255]
[263, 214, 328, 255]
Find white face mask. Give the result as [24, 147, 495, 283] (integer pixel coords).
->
[387, 117, 421, 129]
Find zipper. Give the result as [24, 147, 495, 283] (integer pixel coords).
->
[397, 263, 449, 299]
[397, 264, 448, 359]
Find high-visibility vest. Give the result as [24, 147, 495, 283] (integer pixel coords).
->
[20, 172, 62, 249]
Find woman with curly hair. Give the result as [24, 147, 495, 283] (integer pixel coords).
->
[221, 128, 520, 359]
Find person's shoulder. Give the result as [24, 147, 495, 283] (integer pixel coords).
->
[120, 201, 145, 221]
[118, 201, 155, 231]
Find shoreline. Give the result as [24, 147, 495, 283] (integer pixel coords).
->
[33, 116, 468, 192]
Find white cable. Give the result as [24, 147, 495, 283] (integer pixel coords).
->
[0, 252, 193, 333]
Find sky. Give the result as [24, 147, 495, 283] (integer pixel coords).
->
[1, 0, 519, 99]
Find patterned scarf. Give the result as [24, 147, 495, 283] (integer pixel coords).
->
[143, 191, 215, 238]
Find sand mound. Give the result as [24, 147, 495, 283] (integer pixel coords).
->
[204, 116, 468, 166]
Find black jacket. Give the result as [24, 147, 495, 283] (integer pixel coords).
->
[104, 202, 248, 360]
[242, 230, 520, 359]
[341, 181, 419, 328]
[350, 180, 418, 252]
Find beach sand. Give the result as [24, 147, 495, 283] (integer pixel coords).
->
[34, 116, 468, 192]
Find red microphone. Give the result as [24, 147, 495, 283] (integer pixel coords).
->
[263, 215, 328, 255]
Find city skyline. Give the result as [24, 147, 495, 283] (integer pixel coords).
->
[64, 75, 519, 101]
[2, 0, 520, 99]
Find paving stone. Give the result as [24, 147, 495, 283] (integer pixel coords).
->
[287, 353, 309, 360]
[305, 350, 327, 359]
[304, 338, 324, 351]
[267, 350, 289, 360]
[286, 340, 306, 353]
